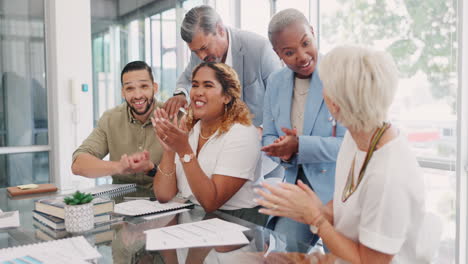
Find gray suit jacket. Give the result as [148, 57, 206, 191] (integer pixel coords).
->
[176, 27, 282, 126]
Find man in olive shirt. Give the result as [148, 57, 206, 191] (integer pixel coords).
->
[72, 61, 163, 189]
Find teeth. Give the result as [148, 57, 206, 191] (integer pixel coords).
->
[135, 101, 145, 105]
[195, 101, 205, 106]
[300, 61, 311, 68]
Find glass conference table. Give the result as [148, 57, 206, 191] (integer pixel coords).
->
[0, 187, 332, 264]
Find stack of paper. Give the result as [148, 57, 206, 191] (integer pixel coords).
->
[0, 236, 101, 264]
[145, 218, 250, 250]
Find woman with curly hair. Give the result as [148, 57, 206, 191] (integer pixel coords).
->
[150, 62, 266, 225]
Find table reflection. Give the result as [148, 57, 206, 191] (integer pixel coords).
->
[0, 187, 337, 264]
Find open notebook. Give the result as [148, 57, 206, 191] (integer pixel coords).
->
[0, 236, 101, 263]
[81, 183, 137, 197]
[114, 199, 194, 216]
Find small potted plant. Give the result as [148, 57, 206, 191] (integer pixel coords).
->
[63, 191, 94, 233]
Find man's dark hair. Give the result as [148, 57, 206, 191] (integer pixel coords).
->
[120, 61, 154, 85]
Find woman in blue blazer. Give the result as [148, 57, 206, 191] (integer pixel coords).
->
[260, 9, 346, 248]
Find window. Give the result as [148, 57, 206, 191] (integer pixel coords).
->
[150, 9, 178, 100]
[319, 0, 458, 261]
[214, 0, 236, 27]
[240, 0, 271, 38]
[276, 0, 310, 19]
[0, 0, 50, 187]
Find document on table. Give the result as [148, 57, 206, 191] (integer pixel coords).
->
[0, 210, 20, 229]
[0, 236, 101, 264]
[145, 218, 250, 250]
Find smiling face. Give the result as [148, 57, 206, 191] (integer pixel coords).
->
[121, 69, 158, 116]
[190, 66, 230, 122]
[187, 24, 228, 63]
[272, 22, 318, 79]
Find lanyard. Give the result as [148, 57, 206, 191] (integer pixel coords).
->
[341, 122, 391, 202]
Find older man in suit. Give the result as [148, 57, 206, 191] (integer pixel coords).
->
[164, 5, 282, 128]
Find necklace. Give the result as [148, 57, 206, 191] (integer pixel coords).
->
[199, 130, 216, 140]
[341, 122, 391, 202]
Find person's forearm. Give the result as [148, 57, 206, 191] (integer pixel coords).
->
[71, 153, 120, 178]
[317, 221, 362, 263]
[321, 200, 334, 225]
[182, 162, 220, 212]
[317, 220, 392, 264]
[153, 151, 178, 202]
[177, 148, 221, 212]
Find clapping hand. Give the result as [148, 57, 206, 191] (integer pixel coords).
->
[254, 180, 323, 225]
[261, 127, 299, 161]
[151, 107, 189, 154]
[117, 150, 153, 174]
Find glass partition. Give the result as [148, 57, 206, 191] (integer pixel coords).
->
[0, 0, 49, 187]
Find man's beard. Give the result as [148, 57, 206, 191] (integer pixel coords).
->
[127, 96, 154, 116]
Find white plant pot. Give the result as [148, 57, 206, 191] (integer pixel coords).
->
[64, 203, 94, 233]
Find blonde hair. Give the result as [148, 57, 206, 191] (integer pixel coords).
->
[185, 62, 252, 135]
[318, 45, 399, 132]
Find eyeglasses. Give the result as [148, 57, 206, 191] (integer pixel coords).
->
[341, 123, 391, 202]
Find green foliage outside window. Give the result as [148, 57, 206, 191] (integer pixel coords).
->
[321, 0, 457, 111]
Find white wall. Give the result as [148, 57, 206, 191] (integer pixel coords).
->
[45, 0, 95, 190]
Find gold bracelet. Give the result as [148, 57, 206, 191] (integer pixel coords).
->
[157, 166, 175, 177]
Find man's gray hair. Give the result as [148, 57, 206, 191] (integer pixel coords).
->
[268, 8, 309, 45]
[181, 5, 223, 43]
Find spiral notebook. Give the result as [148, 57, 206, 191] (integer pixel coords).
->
[81, 183, 137, 197]
[0, 236, 101, 263]
[114, 199, 194, 216]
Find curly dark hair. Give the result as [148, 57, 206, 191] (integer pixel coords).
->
[185, 62, 252, 136]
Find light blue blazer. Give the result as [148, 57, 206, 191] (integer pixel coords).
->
[262, 66, 346, 204]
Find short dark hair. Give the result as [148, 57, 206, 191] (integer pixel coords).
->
[181, 5, 222, 43]
[268, 9, 310, 46]
[120, 61, 154, 85]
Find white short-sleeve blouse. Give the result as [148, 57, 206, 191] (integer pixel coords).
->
[175, 121, 261, 210]
[333, 131, 432, 263]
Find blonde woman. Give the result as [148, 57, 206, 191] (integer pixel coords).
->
[256, 46, 438, 263]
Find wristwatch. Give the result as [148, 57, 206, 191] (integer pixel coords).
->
[180, 153, 195, 163]
[146, 163, 157, 177]
[309, 216, 326, 234]
[309, 224, 319, 234]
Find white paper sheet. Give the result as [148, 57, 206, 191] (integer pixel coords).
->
[0, 210, 20, 228]
[145, 218, 249, 250]
[0, 236, 101, 264]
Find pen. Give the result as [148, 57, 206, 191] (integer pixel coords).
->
[123, 197, 157, 201]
